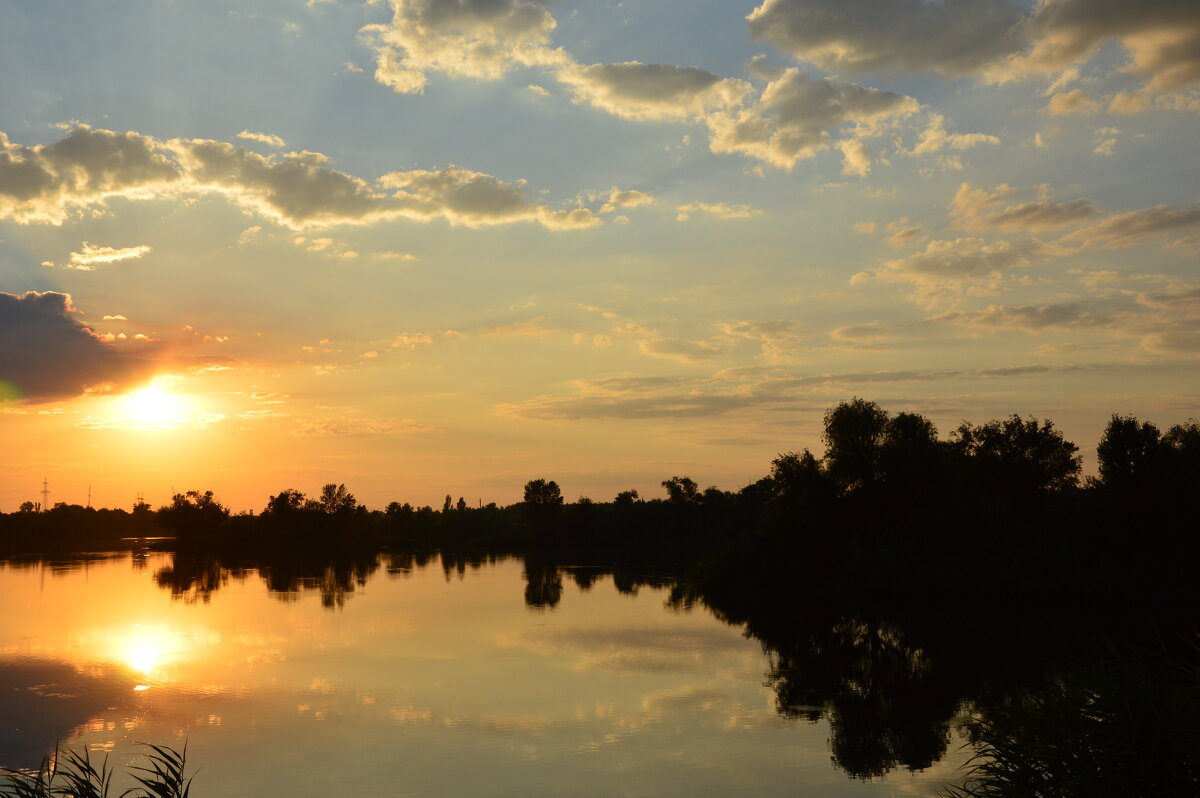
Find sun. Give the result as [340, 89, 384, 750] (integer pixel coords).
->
[123, 381, 187, 425]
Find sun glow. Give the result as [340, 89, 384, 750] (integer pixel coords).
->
[124, 382, 187, 425]
[109, 623, 196, 680]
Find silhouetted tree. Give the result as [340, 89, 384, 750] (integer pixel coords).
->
[822, 398, 889, 493]
[522, 479, 563, 506]
[157, 490, 230, 539]
[265, 488, 306, 515]
[1096, 415, 1163, 490]
[662, 475, 699, 503]
[613, 489, 641, 506]
[951, 415, 1080, 496]
[318, 483, 357, 514]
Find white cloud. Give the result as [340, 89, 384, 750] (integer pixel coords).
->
[60, 242, 152, 270]
[362, 0, 567, 94]
[909, 113, 1000, 156]
[0, 126, 601, 233]
[558, 62, 751, 122]
[705, 68, 919, 171]
[0, 126, 180, 225]
[675, 202, 759, 221]
[237, 130, 287, 148]
[598, 188, 654, 215]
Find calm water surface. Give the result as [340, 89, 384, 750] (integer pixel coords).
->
[0, 553, 971, 796]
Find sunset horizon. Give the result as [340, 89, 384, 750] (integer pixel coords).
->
[3, 2, 1198, 508]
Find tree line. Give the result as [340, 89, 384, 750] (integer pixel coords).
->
[1, 398, 1196, 597]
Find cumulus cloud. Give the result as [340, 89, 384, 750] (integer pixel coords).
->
[598, 188, 654, 215]
[362, 0, 566, 94]
[0, 291, 149, 402]
[377, 165, 598, 229]
[747, 0, 1030, 79]
[558, 62, 751, 121]
[909, 113, 1001, 157]
[747, 0, 1200, 95]
[60, 243, 152, 270]
[0, 127, 180, 225]
[858, 237, 1055, 306]
[1045, 88, 1102, 115]
[705, 68, 919, 171]
[0, 127, 599, 232]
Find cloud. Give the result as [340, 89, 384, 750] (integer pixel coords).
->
[237, 130, 286, 148]
[1023, 0, 1200, 91]
[909, 113, 1001, 157]
[705, 68, 919, 171]
[500, 362, 1093, 421]
[598, 188, 654, 215]
[60, 243, 152, 271]
[0, 291, 149, 402]
[986, 199, 1103, 232]
[290, 417, 433, 436]
[638, 337, 726, 363]
[0, 127, 599, 233]
[1045, 88, 1102, 115]
[1059, 205, 1200, 249]
[558, 62, 751, 121]
[830, 322, 889, 346]
[718, 320, 804, 362]
[857, 237, 1057, 307]
[748, 0, 1200, 95]
[362, 0, 567, 94]
[950, 183, 1102, 232]
[928, 303, 1113, 332]
[377, 165, 599, 229]
[747, 0, 1030, 79]
[0, 126, 180, 225]
[675, 201, 759, 221]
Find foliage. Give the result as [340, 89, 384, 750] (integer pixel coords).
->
[0, 744, 192, 798]
[944, 642, 1200, 798]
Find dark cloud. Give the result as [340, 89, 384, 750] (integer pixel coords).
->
[748, 0, 1200, 92]
[747, 0, 1029, 78]
[0, 291, 147, 402]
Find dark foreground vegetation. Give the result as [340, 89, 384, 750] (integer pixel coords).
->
[0, 744, 191, 798]
[1, 399, 1197, 794]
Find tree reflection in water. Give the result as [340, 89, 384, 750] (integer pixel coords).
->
[96, 549, 1200, 787]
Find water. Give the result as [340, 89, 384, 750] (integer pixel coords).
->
[0, 552, 972, 797]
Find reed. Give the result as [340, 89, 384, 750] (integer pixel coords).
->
[0, 744, 192, 798]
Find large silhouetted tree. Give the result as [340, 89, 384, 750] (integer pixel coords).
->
[1096, 415, 1163, 490]
[822, 398, 889, 493]
[522, 479, 563, 506]
[318, 483, 357, 514]
[662, 476, 700, 503]
[951, 415, 1080, 497]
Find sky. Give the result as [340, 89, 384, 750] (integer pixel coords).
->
[1, 0, 1198, 511]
